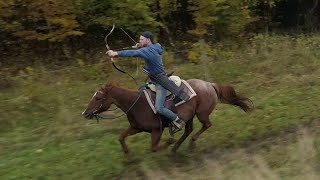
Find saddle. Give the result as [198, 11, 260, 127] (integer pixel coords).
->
[146, 75, 182, 96]
[142, 76, 197, 127]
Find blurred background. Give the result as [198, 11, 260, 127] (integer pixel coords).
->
[0, 0, 319, 179]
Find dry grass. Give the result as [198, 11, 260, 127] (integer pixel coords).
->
[136, 126, 320, 180]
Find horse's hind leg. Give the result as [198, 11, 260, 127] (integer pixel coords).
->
[171, 120, 193, 153]
[191, 113, 212, 142]
[119, 126, 141, 154]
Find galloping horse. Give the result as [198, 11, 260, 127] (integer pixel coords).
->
[82, 79, 253, 154]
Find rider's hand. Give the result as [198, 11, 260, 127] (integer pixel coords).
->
[132, 43, 140, 49]
[106, 50, 118, 57]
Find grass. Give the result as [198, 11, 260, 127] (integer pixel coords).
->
[137, 126, 320, 180]
[0, 34, 320, 179]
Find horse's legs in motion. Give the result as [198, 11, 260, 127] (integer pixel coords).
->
[171, 120, 193, 153]
[191, 113, 212, 142]
[119, 126, 141, 154]
[151, 127, 164, 152]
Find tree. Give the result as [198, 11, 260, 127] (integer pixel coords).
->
[157, 0, 258, 39]
[0, 0, 83, 42]
[74, 0, 160, 33]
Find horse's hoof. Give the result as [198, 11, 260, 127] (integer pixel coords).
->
[146, 148, 158, 153]
[124, 157, 137, 164]
[167, 138, 175, 145]
[171, 147, 177, 154]
[124, 152, 130, 158]
[189, 141, 196, 150]
[189, 141, 197, 152]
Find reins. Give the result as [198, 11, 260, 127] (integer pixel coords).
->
[93, 89, 143, 123]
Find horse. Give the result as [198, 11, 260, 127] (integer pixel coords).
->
[82, 79, 253, 154]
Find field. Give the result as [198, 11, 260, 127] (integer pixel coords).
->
[1, 35, 320, 179]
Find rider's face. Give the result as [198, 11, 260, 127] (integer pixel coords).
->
[139, 36, 151, 47]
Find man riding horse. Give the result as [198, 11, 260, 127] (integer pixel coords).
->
[106, 31, 188, 130]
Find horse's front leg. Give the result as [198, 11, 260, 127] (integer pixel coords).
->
[119, 126, 141, 154]
[150, 128, 164, 152]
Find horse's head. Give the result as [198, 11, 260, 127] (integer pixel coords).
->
[82, 84, 114, 119]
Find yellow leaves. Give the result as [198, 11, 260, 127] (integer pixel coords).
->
[49, 16, 79, 29]
[25, 66, 34, 74]
[264, 0, 276, 7]
[188, 50, 199, 63]
[187, 39, 214, 63]
[1, 21, 20, 31]
[159, 0, 177, 16]
[191, 0, 263, 37]
[65, 31, 84, 36]
[0, 0, 83, 42]
[189, 25, 208, 36]
[76, 59, 85, 66]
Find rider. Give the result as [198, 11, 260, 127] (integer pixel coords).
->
[106, 31, 186, 129]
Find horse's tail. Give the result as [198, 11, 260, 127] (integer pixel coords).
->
[211, 83, 254, 112]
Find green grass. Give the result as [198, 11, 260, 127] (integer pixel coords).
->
[0, 34, 320, 179]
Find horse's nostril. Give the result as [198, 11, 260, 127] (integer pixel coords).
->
[82, 112, 90, 117]
[82, 112, 94, 119]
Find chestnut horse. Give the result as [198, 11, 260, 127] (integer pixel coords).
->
[82, 79, 253, 154]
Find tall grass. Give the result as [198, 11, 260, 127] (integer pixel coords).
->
[140, 128, 319, 180]
[0, 34, 320, 179]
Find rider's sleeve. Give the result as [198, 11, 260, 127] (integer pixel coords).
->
[117, 49, 145, 58]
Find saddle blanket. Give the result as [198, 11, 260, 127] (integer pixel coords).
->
[143, 79, 197, 114]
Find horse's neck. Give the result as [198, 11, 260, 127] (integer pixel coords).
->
[110, 87, 137, 112]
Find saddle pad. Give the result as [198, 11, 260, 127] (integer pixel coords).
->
[143, 80, 197, 114]
[147, 75, 182, 96]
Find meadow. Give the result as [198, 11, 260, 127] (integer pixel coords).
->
[1, 34, 319, 179]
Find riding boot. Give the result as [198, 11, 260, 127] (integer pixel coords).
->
[172, 117, 186, 129]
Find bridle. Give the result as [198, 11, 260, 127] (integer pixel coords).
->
[104, 24, 138, 86]
[90, 89, 143, 123]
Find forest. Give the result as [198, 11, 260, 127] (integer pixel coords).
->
[1, 0, 319, 67]
[1, 1, 320, 179]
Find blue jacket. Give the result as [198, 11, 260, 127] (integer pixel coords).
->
[117, 43, 165, 75]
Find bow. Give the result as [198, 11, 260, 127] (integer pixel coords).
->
[104, 24, 138, 85]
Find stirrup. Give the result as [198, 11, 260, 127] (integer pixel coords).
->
[169, 123, 181, 136]
[172, 119, 186, 129]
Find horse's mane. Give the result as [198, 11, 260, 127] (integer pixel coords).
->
[104, 81, 119, 88]
[102, 81, 138, 93]
[101, 81, 119, 92]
